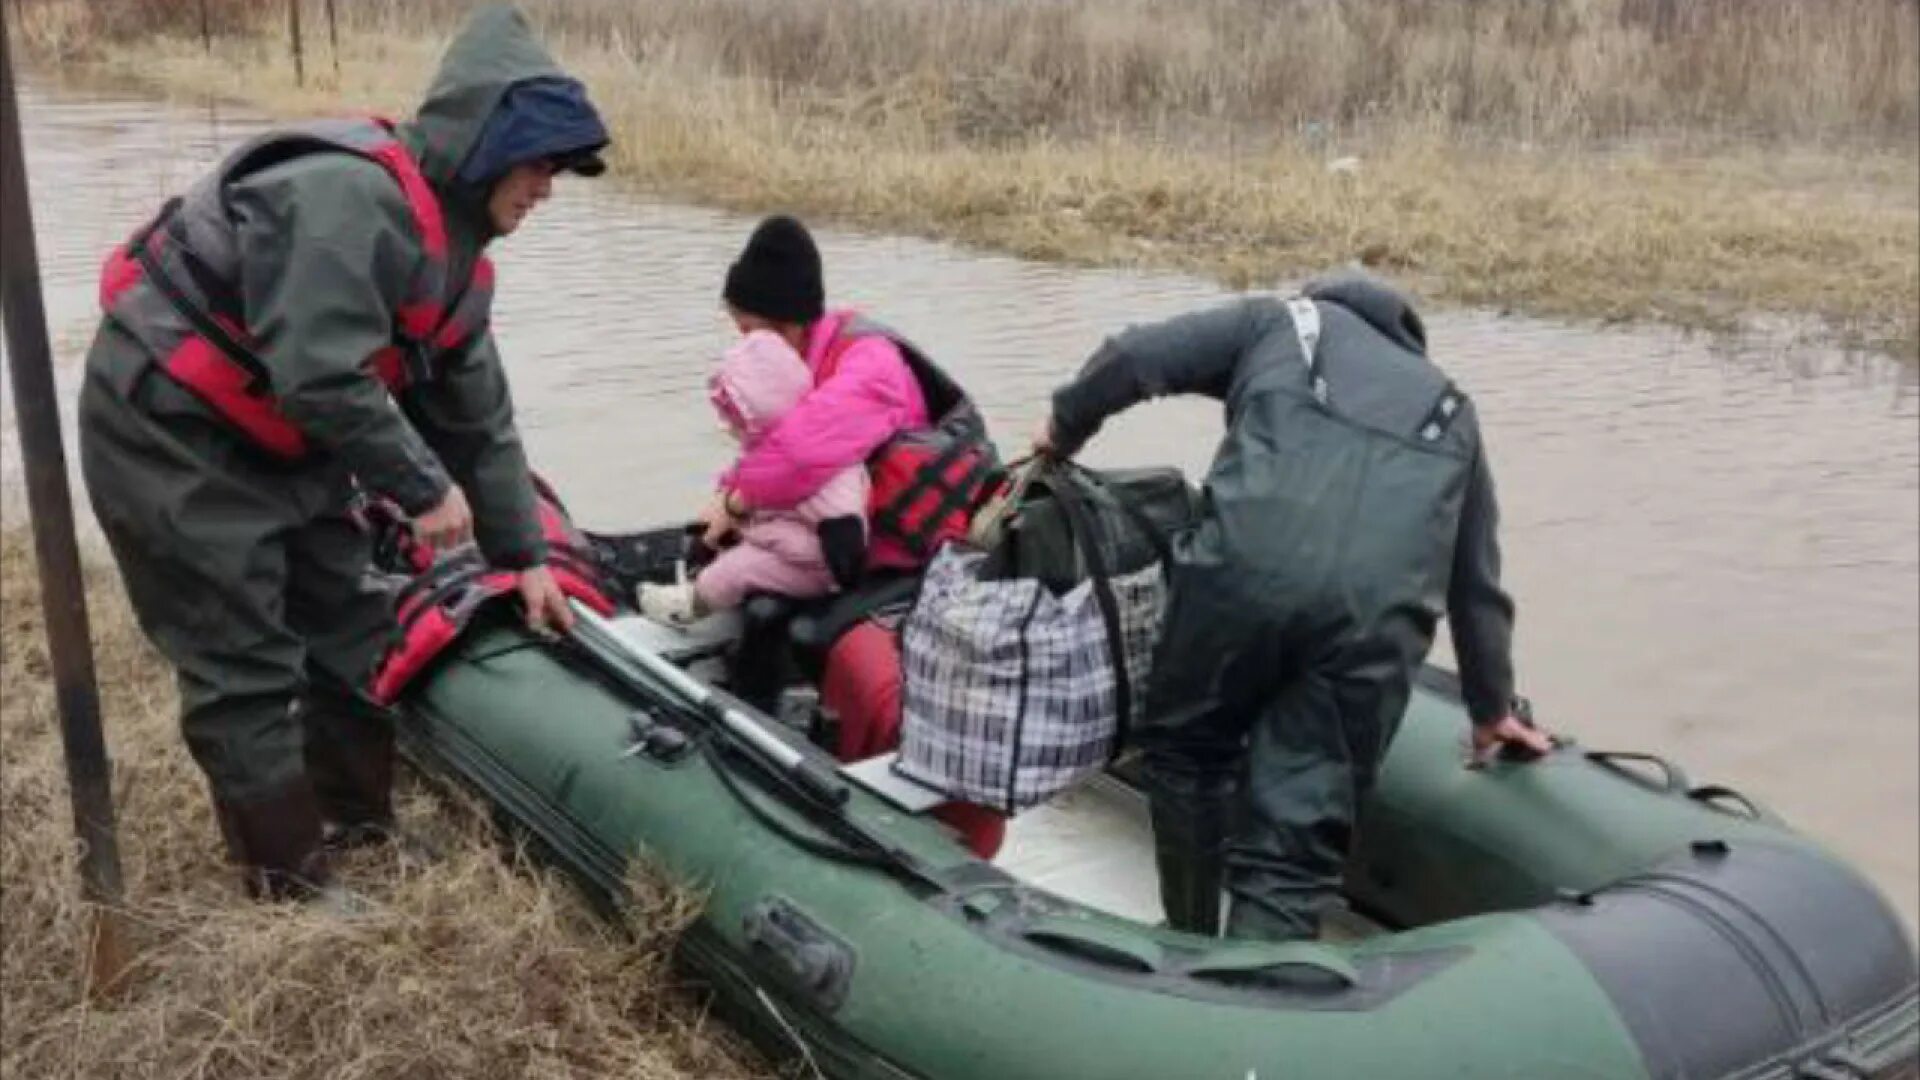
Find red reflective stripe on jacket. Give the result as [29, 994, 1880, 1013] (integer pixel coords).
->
[160, 334, 310, 458]
[98, 245, 142, 311]
[396, 302, 442, 342]
[536, 496, 575, 543]
[367, 140, 447, 261]
[431, 257, 494, 351]
[369, 346, 406, 392]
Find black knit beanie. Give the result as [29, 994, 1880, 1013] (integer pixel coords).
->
[723, 215, 825, 325]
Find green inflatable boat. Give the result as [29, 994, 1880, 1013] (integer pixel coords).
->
[393, 563, 1918, 1080]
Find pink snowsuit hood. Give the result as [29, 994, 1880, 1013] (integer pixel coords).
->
[710, 330, 814, 444]
[707, 330, 868, 530]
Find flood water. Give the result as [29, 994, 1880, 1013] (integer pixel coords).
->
[6, 81, 1917, 926]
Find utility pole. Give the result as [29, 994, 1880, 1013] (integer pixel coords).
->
[0, 5, 132, 997]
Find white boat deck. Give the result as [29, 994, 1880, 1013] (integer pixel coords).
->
[996, 774, 1165, 924]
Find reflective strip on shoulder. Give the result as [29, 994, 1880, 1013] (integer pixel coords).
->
[1285, 294, 1327, 404]
[1418, 384, 1465, 442]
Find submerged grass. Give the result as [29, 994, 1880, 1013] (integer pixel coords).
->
[15, 0, 1920, 357]
[0, 529, 769, 1079]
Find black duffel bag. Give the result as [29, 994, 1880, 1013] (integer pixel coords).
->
[972, 458, 1202, 593]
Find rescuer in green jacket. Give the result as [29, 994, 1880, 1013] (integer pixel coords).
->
[78, 5, 607, 902]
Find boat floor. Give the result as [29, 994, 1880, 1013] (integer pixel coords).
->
[997, 773, 1165, 924]
[996, 775, 1381, 940]
[608, 613, 1381, 940]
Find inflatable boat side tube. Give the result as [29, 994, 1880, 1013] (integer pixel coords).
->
[1539, 840, 1918, 1080]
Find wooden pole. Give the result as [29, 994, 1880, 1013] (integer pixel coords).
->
[1458, 0, 1480, 129]
[288, 0, 304, 88]
[325, 0, 339, 80]
[0, 5, 133, 999]
[199, 0, 211, 54]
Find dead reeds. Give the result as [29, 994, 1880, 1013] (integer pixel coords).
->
[51, 0, 1914, 146]
[10, 0, 1918, 347]
[0, 529, 767, 1079]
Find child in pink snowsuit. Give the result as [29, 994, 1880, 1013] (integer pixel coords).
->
[640, 330, 869, 624]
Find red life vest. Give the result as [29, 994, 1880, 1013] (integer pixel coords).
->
[817, 319, 1001, 564]
[368, 481, 617, 705]
[96, 117, 491, 460]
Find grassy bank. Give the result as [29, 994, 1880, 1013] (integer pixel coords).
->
[16, 0, 1920, 358]
[0, 530, 765, 1079]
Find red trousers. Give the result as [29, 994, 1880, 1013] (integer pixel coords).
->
[821, 621, 1007, 859]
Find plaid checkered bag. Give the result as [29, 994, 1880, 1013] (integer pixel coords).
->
[896, 463, 1174, 812]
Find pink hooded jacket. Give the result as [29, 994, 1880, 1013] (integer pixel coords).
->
[697, 331, 869, 608]
[719, 309, 930, 568]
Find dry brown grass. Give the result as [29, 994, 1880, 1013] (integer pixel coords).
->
[12, 0, 1920, 356]
[536, 0, 1920, 145]
[40, 0, 1919, 143]
[0, 529, 771, 1079]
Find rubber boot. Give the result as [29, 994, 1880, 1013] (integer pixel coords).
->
[212, 779, 331, 901]
[731, 594, 795, 713]
[1146, 774, 1237, 937]
[300, 694, 395, 838]
[1224, 887, 1324, 942]
[299, 695, 448, 865]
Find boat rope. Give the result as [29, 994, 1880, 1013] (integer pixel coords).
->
[549, 625, 942, 890]
[753, 986, 826, 1080]
[695, 730, 899, 873]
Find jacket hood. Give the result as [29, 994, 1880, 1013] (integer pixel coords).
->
[710, 331, 814, 442]
[1305, 271, 1429, 356]
[402, 5, 570, 193]
[457, 77, 607, 187]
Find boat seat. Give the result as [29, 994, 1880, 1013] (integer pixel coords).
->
[787, 574, 919, 661]
[731, 574, 921, 708]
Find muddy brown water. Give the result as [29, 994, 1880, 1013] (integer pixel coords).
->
[6, 81, 1916, 927]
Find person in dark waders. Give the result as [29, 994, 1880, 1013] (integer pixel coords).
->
[77, 5, 606, 907]
[1036, 274, 1555, 941]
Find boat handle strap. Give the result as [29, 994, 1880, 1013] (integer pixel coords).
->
[1019, 916, 1160, 974]
[1585, 749, 1691, 794]
[1687, 784, 1776, 822]
[1184, 942, 1359, 990]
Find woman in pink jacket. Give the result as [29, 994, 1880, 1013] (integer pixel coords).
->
[641, 329, 869, 624]
[701, 215, 938, 568]
[696, 215, 1009, 859]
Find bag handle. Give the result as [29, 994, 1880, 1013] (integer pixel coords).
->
[1046, 469, 1136, 755]
[1054, 459, 1174, 567]
[966, 455, 1044, 550]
